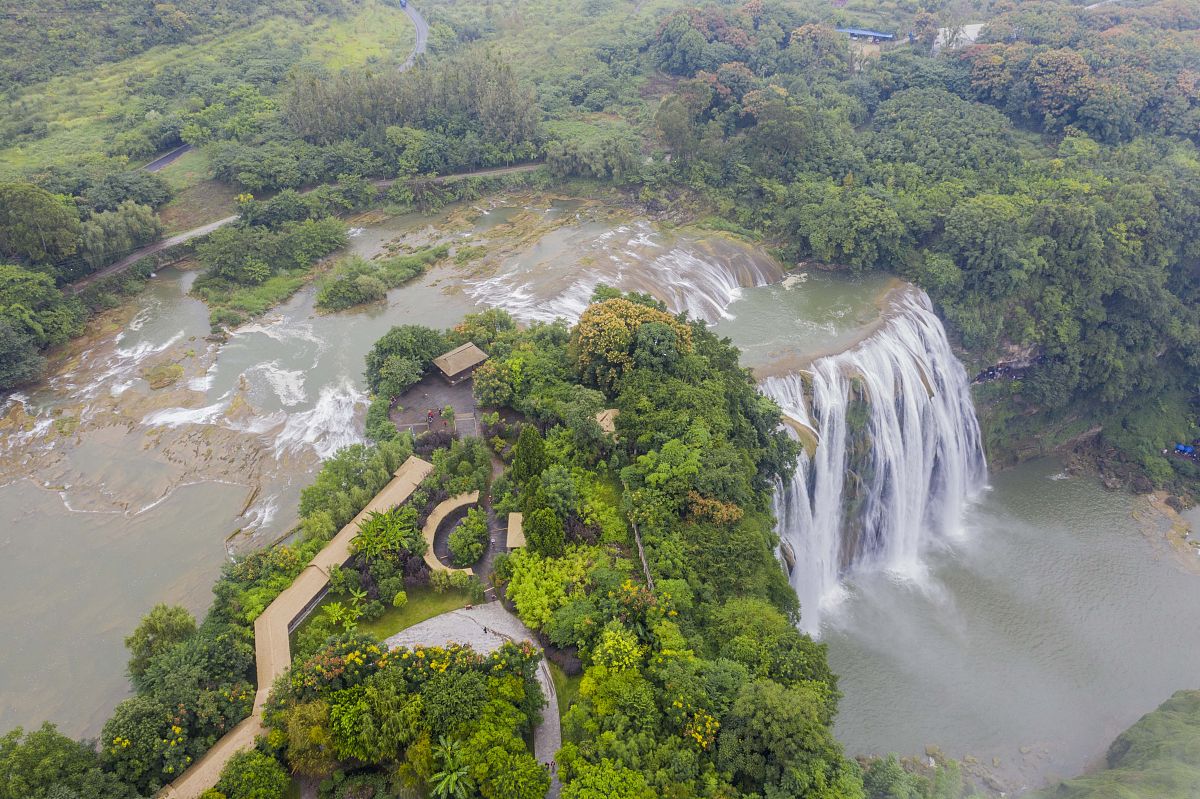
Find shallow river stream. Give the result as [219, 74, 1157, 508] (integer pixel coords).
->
[1, 196, 1196, 795]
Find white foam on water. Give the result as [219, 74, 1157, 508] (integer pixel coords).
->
[465, 220, 778, 324]
[126, 305, 154, 332]
[235, 317, 326, 351]
[143, 392, 233, 427]
[249, 360, 307, 407]
[0, 414, 56, 456]
[242, 492, 280, 531]
[272, 377, 366, 460]
[187, 361, 218, 393]
[78, 330, 186, 397]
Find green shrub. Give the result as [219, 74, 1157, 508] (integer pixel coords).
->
[448, 507, 489, 567]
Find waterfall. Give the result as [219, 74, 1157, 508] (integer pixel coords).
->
[765, 292, 987, 633]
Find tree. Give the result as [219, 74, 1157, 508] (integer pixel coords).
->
[0, 318, 44, 391]
[77, 201, 161, 274]
[284, 701, 336, 778]
[511, 425, 548, 486]
[718, 679, 862, 798]
[84, 171, 173, 212]
[125, 603, 197, 680]
[478, 749, 549, 799]
[572, 298, 693, 394]
[100, 695, 173, 794]
[448, 507, 489, 566]
[364, 324, 448, 395]
[0, 723, 138, 799]
[432, 737, 475, 799]
[524, 507, 564, 557]
[655, 95, 696, 157]
[1027, 49, 1093, 130]
[863, 755, 923, 799]
[215, 750, 288, 799]
[561, 760, 655, 799]
[0, 265, 84, 347]
[0, 183, 81, 263]
[377, 354, 424, 399]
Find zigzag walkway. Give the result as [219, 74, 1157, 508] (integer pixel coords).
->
[160, 456, 434, 798]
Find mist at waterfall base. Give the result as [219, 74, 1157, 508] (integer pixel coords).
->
[754, 294, 1200, 787]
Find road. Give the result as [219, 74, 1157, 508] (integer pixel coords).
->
[139, 1, 428, 174]
[142, 144, 193, 172]
[400, 1, 429, 70]
[68, 215, 237, 293]
[68, 162, 542, 293]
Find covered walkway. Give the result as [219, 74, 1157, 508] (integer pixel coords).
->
[160, 456, 433, 798]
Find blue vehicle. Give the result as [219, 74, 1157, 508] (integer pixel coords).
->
[399, 0, 407, 6]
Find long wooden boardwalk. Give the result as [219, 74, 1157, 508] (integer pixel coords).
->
[160, 456, 433, 799]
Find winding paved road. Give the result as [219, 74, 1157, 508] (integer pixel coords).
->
[400, 1, 429, 70]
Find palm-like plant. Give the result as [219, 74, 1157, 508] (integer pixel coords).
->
[431, 736, 475, 799]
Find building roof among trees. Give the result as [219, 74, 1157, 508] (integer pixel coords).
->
[433, 342, 488, 378]
[595, 408, 620, 434]
[836, 27, 896, 39]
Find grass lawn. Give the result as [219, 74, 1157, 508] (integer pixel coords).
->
[358, 586, 474, 639]
[294, 585, 474, 646]
[549, 663, 583, 721]
[157, 151, 241, 233]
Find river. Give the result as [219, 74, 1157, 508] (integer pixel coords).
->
[824, 459, 1200, 791]
[0, 194, 1196, 796]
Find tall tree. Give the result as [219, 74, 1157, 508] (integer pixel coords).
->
[124, 604, 197, 680]
[0, 184, 81, 264]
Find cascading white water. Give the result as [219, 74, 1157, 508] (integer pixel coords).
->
[466, 221, 782, 324]
[765, 292, 987, 633]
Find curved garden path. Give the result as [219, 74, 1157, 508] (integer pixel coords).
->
[422, 491, 480, 572]
[385, 603, 563, 797]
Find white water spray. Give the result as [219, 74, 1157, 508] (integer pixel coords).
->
[466, 221, 781, 323]
[765, 293, 987, 633]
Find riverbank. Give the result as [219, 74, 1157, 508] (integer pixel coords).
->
[1136, 490, 1200, 575]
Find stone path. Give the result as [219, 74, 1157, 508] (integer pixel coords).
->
[385, 603, 563, 797]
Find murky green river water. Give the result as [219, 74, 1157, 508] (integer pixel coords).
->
[0, 197, 1196, 796]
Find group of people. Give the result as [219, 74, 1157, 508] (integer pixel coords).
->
[426, 408, 449, 428]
